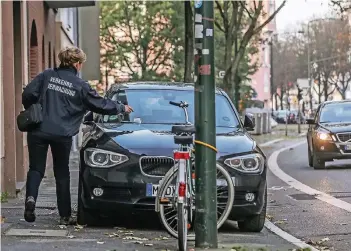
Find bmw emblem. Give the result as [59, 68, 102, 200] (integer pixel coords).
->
[194, 0, 203, 8]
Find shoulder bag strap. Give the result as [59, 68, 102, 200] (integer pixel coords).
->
[38, 70, 49, 105]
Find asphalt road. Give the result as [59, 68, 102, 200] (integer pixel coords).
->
[267, 140, 351, 251]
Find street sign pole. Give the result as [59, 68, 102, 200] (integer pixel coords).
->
[194, 0, 217, 248]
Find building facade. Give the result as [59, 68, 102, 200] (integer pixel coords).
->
[250, 0, 277, 109]
[0, 0, 98, 197]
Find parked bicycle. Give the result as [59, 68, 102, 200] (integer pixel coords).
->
[155, 101, 235, 251]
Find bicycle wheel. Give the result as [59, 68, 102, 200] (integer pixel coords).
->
[158, 163, 234, 239]
[177, 201, 188, 251]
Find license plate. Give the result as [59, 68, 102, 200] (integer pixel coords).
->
[146, 184, 175, 197]
[345, 145, 351, 150]
[146, 178, 235, 197]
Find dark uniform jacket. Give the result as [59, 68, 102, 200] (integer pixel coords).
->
[22, 66, 125, 137]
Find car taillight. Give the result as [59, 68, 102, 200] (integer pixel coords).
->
[178, 182, 186, 197]
[174, 151, 190, 160]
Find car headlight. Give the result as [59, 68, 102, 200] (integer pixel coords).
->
[84, 148, 129, 168]
[317, 132, 332, 141]
[224, 153, 264, 173]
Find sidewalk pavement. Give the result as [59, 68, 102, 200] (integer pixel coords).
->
[1, 135, 306, 251]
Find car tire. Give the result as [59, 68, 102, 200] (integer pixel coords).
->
[313, 154, 325, 169]
[77, 178, 99, 226]
[238, 185, 267, 233]
[308, 144, 313, 167]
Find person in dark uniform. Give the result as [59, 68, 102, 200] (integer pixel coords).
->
[22, 47, 133, 225]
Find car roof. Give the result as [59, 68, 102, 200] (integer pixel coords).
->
[110, 81, 223, 94]
[321, 100, 351, 107]
[322, 99, 351, 105]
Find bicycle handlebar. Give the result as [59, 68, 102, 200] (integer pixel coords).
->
[169, 101, 189, 108]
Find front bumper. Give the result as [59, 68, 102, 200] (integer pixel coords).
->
[314, 138, 351, 161]
[79, 161, 267, 219]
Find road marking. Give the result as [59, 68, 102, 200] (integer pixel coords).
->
[264, 220, 319, 251]
[268, 141, 351, 213]
[5, 229, 68, 237]
[260, 138, 283, 147]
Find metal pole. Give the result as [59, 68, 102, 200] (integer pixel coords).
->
[298, 101, 301, 134]
[270, 38, 274, 114]
[307, 23, 313, 112]
[194, 0, 217, 248]
[285, 90, 289, 137]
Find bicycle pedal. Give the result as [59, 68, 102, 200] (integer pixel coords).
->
[159, 198, 170, 204]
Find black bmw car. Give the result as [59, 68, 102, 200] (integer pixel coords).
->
[307, 100, 351, 169]
[77, 82, 268, 232]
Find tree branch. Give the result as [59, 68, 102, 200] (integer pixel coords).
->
[254, 0, 287, 34]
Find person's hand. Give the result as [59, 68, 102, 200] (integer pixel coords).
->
[124, 105, 134, 114]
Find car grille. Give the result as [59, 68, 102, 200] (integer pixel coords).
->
[337, 133, 351, 142]
[139, 156, 175, 177]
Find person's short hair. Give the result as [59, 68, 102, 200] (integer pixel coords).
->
[58, 46, 86, 67]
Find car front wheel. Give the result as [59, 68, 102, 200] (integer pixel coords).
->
[238, 185, 267, 232]
[313, 153, 325, 169]
[308, 143, 313, 167]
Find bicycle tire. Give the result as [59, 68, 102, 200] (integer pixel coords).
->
[177, 202, 188, 251]
[157, 163, 235, 239]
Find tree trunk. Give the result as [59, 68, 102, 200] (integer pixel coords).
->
[342, 91, 346, 100]
[279, 93, 284, 110]
[234, 72, 241, 109]
[275, 93, 279, 111]
[184, 1, 194, 82]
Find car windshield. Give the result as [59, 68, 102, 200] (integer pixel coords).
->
[320, 102, 351, 123]
[103, 89, 240, 128]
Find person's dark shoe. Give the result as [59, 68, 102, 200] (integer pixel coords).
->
[59, 216, 76, 225]
[24, 196, 36, 223]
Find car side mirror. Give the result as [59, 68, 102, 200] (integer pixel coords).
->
[244, 114, 255, 131]
[306, 118, 315, 125]
[83, 111, 94, 125]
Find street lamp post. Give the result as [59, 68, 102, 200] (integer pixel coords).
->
[194, 0, 217, 248]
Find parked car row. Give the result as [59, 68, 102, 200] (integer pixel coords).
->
[272, 110, 306, 124]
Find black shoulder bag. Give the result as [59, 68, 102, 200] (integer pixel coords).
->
[16, 76, 48, 132]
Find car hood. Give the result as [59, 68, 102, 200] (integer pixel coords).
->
[319, 122, 351, 134]
[96, 123, 255, 157]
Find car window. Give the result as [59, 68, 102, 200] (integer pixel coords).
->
[319, 102, 351, 123]
[103, 89, 240, 128]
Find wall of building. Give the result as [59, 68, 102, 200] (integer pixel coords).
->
[0, 2, 4, 193]
[1, 1, 57, 196]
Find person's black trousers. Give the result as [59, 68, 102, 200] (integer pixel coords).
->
[25, 131, 72, 217]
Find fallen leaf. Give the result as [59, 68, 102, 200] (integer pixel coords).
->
[74, 225, 84, 231]
[274, 220, 286, 225]
[0, 216, 4, 223]
[97, 241, 104, 244]
[59, 225, 67, 229]
[266, 214, 274, 221]
[161, 236, 169, 240]
[67, 235, 75, 239]
[123, 236, 148, 241]
[321, 237, 330, 242]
